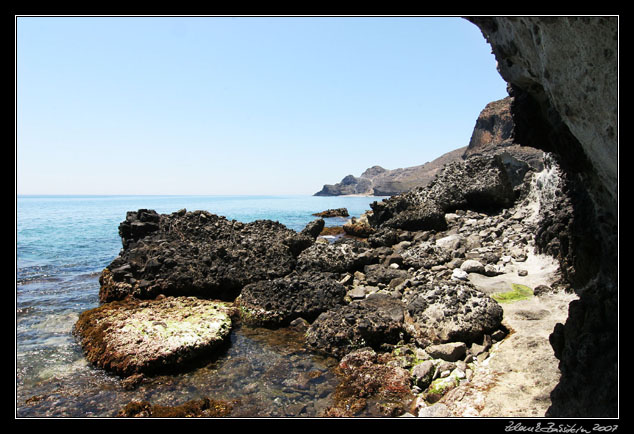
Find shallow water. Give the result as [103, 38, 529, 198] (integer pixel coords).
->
[16, 195, 383, 417]
[17, 322, 340, 417]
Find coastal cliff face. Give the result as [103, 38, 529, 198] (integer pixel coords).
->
[314, 94, 545, 198]
[467, 16, 618, 417]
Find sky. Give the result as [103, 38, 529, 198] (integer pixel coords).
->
[16, 16, 509, 195]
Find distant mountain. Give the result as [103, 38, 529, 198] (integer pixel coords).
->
[313, 96, 543, 197]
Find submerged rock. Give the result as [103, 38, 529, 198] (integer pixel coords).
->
[73, 296, 235, 376]
[323, 347, 414, 417]
[117, 397, 234, 417]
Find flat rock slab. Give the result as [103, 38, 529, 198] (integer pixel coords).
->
[73, 296, 234, 377]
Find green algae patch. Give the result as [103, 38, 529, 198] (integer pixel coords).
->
[492, 283, 534, 303]
[423, 374, 461, 404]
[74, 296, 235, 376]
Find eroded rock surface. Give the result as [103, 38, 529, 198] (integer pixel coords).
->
[236, 271, 347, 326]
[368, 155, 516, 231]
[468, 16, 618, 417]
[100, 210, 313, 302]
[73, 296, 235, 376]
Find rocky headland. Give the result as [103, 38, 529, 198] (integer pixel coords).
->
[313, 95, 545, 198]
[72, 16, 617, 418]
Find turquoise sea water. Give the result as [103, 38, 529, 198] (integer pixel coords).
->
[15, 194, 384, 417]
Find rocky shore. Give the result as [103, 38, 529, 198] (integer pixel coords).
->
[73, 144, 578, 417]
[66, 17, 617, 418]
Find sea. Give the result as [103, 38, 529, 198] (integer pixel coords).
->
[15, 194, 386, 418]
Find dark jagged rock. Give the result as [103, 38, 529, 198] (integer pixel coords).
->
[362, 264, 409, 287]
[367, 227, 401, 247]
[235, 271, 347, 326]
[296, 238, 377, 274]
[99, 209, 314, 302]
[400, 241, 453, 270]
[312, 208, 349, 218]
[402, 281, 504, 348]
[369, 155, 515, 231]
[305, 294, 407, 359]
[118, 209, 161, 249]
[300, 218, 325, 239]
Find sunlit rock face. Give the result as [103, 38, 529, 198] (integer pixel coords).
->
[467, 16, 618, 417]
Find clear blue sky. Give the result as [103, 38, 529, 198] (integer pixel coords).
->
[16, 16, 508, 195]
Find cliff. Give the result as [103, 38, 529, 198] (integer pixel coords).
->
[467, 16, 618, 418]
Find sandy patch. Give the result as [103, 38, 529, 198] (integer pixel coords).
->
[439, 249, 577, 417]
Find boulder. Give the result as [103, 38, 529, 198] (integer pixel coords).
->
[362, 264, 409, 286]
[425, 342, 467, 362]
[400, 241, 453, 270]
[403, 281, 503, 347]
[343, 213, 376, 238]
[300, 218, 325, 239]
[296, 238, 376, 274]
[73, 296, 235, 376]
[99, 209, 313, 302]
[368, 155, 516, 232]
[460, 259, 486, 274]
[411, 360, 436, 389]
[235, 271, 347, 326]
[305, 294, 407, 359]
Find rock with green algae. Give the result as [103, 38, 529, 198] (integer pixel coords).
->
[423, 373, 462, 404]
[73, 296, 235, 377]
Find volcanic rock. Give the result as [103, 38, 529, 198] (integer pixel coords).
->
[235, 271, 347, 326]
[305, 294, 407, 359]
[368, 155, 516, 231]
[312, 208, 350, 218]
[99, 209, 314, 302]
[402, 280, 503, 348]
[296, 238, 376, 274]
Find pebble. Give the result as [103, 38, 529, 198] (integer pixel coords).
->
[452, 268, 469, 281]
